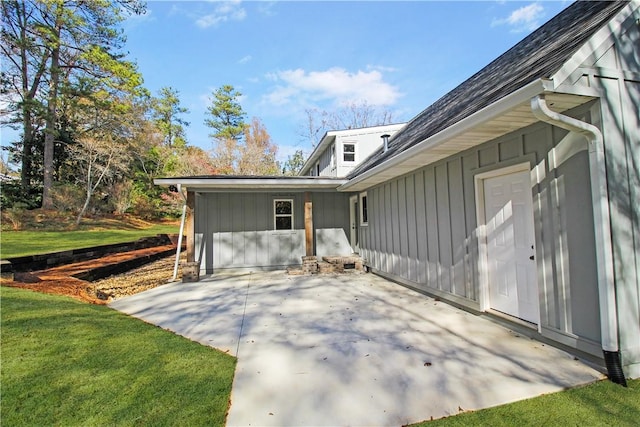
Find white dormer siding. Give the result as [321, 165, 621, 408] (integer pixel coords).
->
[300, 123, 406, 178]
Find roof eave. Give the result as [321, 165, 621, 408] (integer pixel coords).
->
[299, 133, 337, 175]
[154, 177, 348, 191]
[339, 78, 598, 192]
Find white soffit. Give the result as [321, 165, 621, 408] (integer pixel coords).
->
[339, 84, 596, 192]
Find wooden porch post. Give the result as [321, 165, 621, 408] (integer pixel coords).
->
[186, 190, 196, 263]
[304, 192, 314, 257]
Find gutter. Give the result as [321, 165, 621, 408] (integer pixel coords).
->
[339, 79, 551, 192]
[531, 94, 626, 386]
[172, 184, 187, 282]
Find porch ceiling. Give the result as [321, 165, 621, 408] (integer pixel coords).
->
[340, 89, 596, 192]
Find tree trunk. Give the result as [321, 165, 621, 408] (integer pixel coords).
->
[41, 23, 61, 209]
[17, 0, 32, 194]
[76, 178, 92, 226]
[21, 110, 33, 193]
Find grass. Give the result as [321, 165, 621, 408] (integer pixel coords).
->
[413, 378, 639, 426]
[1, 286, 236, 426]
[0, 223, 180, 258]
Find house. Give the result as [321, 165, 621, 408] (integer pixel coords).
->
[156, 1, 640, 382]
[299, 123, 406, 178]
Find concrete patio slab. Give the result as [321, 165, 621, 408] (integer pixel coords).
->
[110, 270, 604, 426]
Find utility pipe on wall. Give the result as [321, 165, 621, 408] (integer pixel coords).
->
[531, 94, 626, 385]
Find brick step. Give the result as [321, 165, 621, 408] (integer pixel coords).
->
[322, 256, 364, 271]
[286, 255, 365, 275]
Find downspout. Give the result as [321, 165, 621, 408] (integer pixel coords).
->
[172, 184, 187, 282]
[531, 95, 626, 386]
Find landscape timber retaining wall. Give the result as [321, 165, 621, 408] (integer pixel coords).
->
[2, 234, 177, 273]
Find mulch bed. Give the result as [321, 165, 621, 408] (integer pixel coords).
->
[2, 248, 184, 305]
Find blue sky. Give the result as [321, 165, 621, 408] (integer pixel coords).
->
[3, 1, 572, 165]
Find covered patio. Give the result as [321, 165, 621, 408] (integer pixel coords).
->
[110, 270, 603, 426]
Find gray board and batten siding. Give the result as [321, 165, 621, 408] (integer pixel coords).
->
[358, 104, 604, 357]
[357, 7, 640, 364]
[194, 191, 352, 273]
[591, 11, 640, 376]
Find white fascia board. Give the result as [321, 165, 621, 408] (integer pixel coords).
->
[338, 79, 550, 192]
[299, 133, 337, 175]
[154, 177, 348, 190]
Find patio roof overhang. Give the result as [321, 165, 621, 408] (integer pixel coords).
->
[338, 79, 600, 192]
[154, 176, 349, 192]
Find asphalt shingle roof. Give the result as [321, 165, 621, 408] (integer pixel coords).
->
[348, 1, 628, 179]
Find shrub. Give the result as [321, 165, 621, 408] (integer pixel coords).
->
[50, 184, 84, 213]
[2, 202, 28, 230]
[0, 180, 41, 210]
[109, 181, 133, 215]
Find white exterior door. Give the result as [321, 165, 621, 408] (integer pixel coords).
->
[483, 170, 538, 323]
[349, 195, 359, 253]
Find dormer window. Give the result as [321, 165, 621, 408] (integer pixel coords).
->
[343, 143, 355, 162]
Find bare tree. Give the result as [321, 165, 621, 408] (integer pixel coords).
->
[298, 108, 331, 149]
[238, 118, 279, 175]
[70, 92, 140, 224]
[71, 136, 131, 225]
[210, 138, 238, 175]
[299, 101, 395, 147]
[176, 146, 217, 176]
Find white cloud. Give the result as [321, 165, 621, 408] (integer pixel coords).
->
[263, 67, 401, 108]
[196, 0, 246, 28]
[238, 55, 252, 64]
[492, 2, 545, 33]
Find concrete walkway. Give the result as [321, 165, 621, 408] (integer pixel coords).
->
[110, 270, 604, 426]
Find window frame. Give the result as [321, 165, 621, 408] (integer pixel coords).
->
[359, 192, 368, 226]
[343, 143, 356, 163]
[273, 199, 294, 230]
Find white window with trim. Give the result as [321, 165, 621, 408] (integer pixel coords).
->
[274, 199, 294, 230]
[343, 143, 356, 162]
[359, 192, 368, 226]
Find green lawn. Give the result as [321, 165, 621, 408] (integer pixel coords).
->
[413, 377, 639, 426]
[0, 224, 179, 258]
[1, 286, 236, 426]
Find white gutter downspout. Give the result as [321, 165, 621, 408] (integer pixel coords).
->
[172, 184, 187, 282]
[531, 95, 626, 385]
